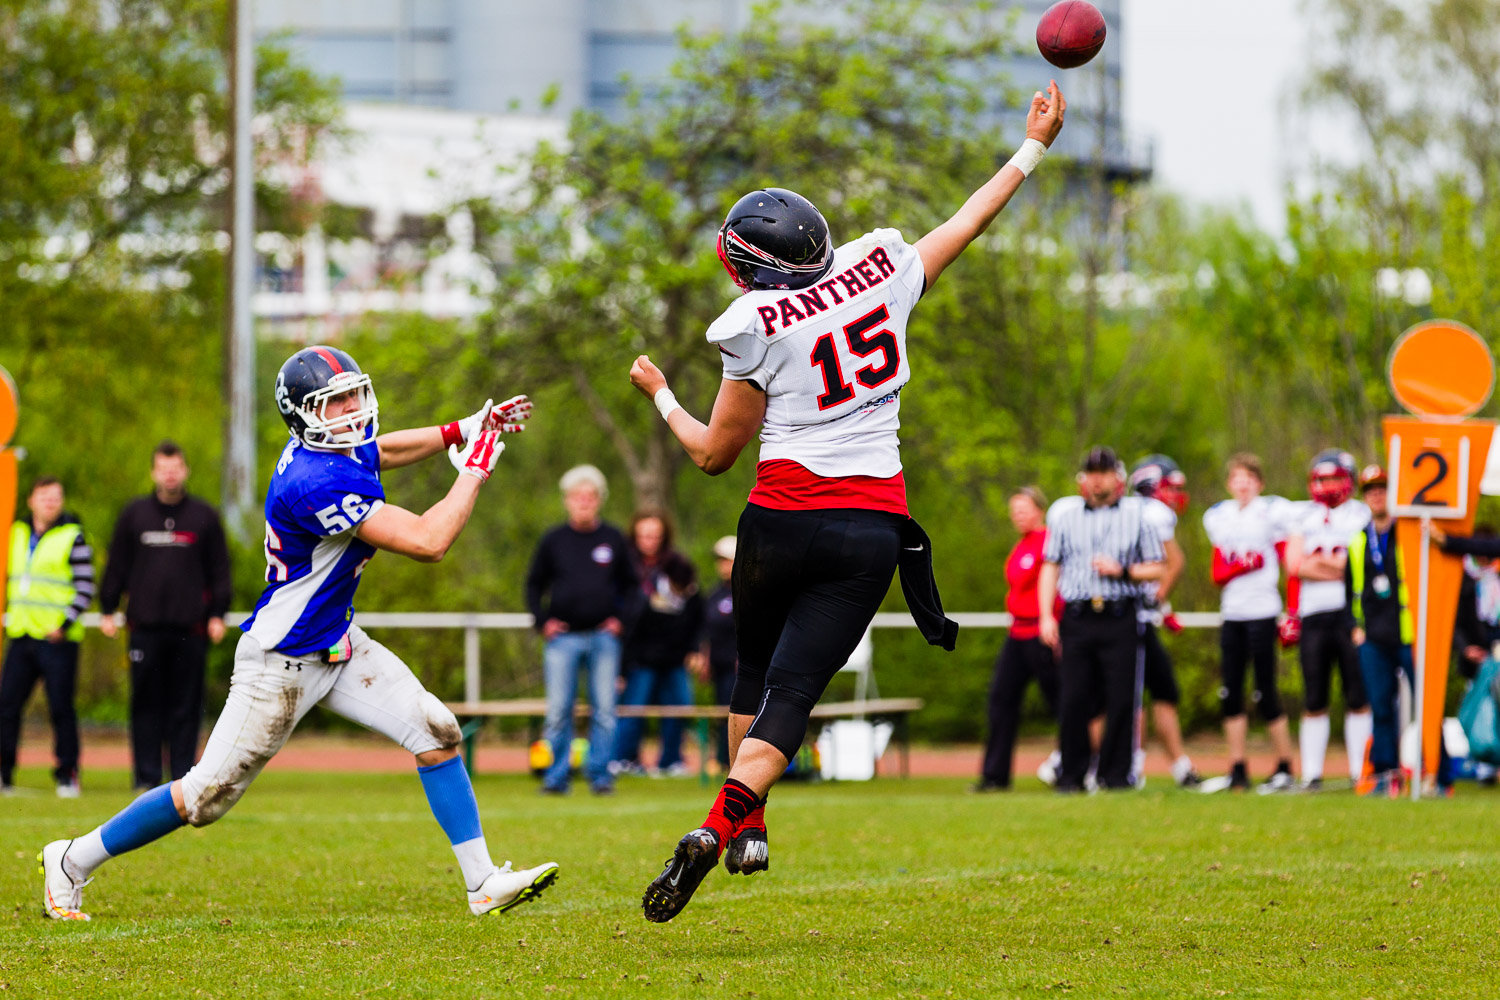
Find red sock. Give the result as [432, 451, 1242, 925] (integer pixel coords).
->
[702, 779, 758, 849]
[734, 797, 767, 836]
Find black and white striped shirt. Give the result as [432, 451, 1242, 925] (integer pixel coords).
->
[63, 529, 95, 627]
[1042, 495, 1165, 602]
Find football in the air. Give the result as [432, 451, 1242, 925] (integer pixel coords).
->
[1036, 0, 1106, 69]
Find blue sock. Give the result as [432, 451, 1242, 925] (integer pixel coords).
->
[419, 757, 493, 888]
[99, 783, 185, 856]
[418, 756, 483, 845]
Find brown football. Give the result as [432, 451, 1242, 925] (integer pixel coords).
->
[1036, 0, 1106, 69]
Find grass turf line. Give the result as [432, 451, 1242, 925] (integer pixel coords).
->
[2, 770, 1498, 998]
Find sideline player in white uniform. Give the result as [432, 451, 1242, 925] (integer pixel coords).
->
[1284, 449, 1373, 789]
[1202, 453, 1300, 791]
[1127, 455, 1200, 788]
[39, 346, 559, 920]
[626, 83, 1067, 922]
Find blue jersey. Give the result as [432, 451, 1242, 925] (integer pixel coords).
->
[242, 438, 386, 656]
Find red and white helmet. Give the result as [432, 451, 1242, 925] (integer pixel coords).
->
[1307, 449, 1356, 507]
[1129, 454, 1188, 514]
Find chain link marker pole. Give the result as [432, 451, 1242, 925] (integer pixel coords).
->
[1412, 515, 1430, 801]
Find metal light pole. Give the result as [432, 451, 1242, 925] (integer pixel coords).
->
[225, 0, 257, 540]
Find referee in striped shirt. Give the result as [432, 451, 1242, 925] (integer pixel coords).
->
[1039, 447, 1166, 791]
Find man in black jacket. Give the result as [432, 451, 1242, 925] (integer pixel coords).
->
[526, 465, 640, 795]
[99, 442, 232, 790]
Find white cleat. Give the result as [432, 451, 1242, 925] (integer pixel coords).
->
[1035, 750, 1061, 787]
[56, 781, 80, 799]
[1256, 770, 1296, 795]
[38, 840, 91, 921]
[467, 861, 560, 916]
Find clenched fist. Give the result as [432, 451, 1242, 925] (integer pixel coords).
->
[630, 355, 668, 398]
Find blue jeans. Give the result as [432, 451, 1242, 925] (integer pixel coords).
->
[613, 665, 693, 769]
[1360, 640, 1452, 783]
[1359, 641, 1411, 773]
[542, 630, 619, 789]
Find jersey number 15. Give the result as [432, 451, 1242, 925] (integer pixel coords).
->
[810, 304, 901, 410]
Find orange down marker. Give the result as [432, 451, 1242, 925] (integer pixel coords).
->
[1384, 321, 1496, 795]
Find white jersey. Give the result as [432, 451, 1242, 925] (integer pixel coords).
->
[707, 228, 926, 478]
[1138, 497, 1177, 621]
[1202, 495, 1301, 622]
[1292, 498, 1371, 616]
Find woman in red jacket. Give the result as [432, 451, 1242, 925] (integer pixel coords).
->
[977, 486, 1062, 790]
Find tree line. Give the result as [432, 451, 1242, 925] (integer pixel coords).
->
[2, 0, 1496, 739]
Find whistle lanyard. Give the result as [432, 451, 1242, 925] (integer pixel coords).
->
[1365, 523, 1390, 574]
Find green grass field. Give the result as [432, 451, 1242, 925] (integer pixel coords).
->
[3, 769, 1498, 998]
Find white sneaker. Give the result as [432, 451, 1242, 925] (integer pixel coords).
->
[38, 840, 91, 920]
[467, 861, 560, 917]
[661, 762, 693, 779]
[56, 780, 80, 799]
[1036, 750, 1061, 787]
[1170, 755, 1197, 786]
[1130, 749, 1147, 789]
[1256, 770, 1296, 795]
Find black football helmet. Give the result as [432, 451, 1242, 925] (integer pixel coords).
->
[1130, 454, 1188, 514]
[716, 188, 834, 292]
[274, 346, 379, 450]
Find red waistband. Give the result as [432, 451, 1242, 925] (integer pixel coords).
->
[747, 459, 908, 515]
[1008, 615, 1040, 640]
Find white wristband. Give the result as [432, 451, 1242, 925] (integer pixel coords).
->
[653, 387, 681, 421]
[1006, 138, 1047, 178]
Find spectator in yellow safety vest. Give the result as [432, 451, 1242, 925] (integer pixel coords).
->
[1, 478, 95, 797]
[1347, 465, 1449, 795]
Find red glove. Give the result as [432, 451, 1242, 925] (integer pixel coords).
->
[440, 395, 533, 447]
[488, 394, 533, 433]
[449, 429, 504, 482]
[1162, 612, 1184, 633]
[1211, 548, 1265, 586]
[1277, 613, 1301, 648]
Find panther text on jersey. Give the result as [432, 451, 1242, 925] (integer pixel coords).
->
[707, 228, 926, 513]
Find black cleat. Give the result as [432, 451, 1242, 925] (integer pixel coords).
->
[642, 827, 720, 923]
[723, 827, 769, 875]
[1228, 762, 1251, 792]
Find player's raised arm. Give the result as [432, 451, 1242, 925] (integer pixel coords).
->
[356, 430, 505, 561]
[913, 80, 1065, 293]
[629, 357, 765, 476]
[377, 396, 532, 469]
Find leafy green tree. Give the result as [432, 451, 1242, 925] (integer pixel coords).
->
[2, 0, 339, 496]
[471, 0, 1026, 510]
[1305, 0, 1500, 218]
[0, 0, 337, 717]
[10, 0, 1495, 742]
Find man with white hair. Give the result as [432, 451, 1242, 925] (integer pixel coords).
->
[525, 465, 640, 795]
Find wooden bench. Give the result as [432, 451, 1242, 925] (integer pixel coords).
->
[444, 697, 925, 784]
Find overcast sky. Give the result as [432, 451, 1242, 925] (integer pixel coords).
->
[1121, 0, 1321, 233]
